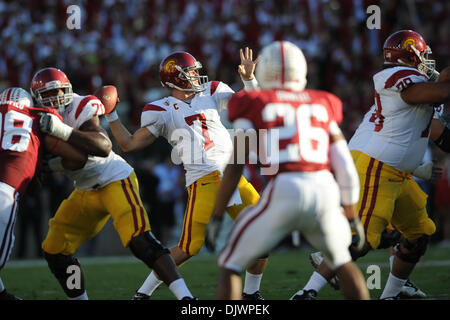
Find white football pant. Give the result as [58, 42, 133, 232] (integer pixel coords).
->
[218, 170, 352, 271]
[0, 182, 18, 269]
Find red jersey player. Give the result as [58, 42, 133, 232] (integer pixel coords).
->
[0, 87, 86, 300]
[205, 41, 369, 300]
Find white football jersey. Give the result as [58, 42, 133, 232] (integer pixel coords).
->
[141, 81, 235, 187]
[358, 66, 440, 172]
[60, 93, 133, 190]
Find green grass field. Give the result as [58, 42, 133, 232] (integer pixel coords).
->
[2, 245, 450, 300]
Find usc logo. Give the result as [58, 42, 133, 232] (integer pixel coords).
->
[403, 38, 416, 52]
[165, 60, 177, 73]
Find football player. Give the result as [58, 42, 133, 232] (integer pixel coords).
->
[205, 40, 370, 300]
[0, 87, 87, 300]
[291, 30, 450, 300]
[305, 102, 443, 298]
[31, 68, 194, 300]
[105, 48, 268, 300]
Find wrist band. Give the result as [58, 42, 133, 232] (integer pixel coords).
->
[105, 110, 119, 122]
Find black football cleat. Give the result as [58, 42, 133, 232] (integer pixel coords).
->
[132, 291, 150, 300]
[0, 290, 22, 300]
[181, 296, 198, 300]
[242, 291, 264, 300]
[290, 289, 317, 300]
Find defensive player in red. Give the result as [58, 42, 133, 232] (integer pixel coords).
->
[292, 30, 450, 300]
[205, 41, 370, 300]
[0, 87, 87, 300]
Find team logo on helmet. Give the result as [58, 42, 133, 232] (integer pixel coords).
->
[165, 59, 177, 73]
[403, 38, 416, 52]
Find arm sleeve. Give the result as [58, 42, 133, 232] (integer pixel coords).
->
[242, 78, 259, 91]
[140, 104, 166, 138]
[74, 96, 105, 129]
[329, 122, 360, 205]
[211, 81, 235, 112]
[325, 92, 343, 125]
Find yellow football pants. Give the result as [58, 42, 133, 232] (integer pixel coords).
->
[178, 171, 260, 256]
[352, 151, 435, 249]
[42, 171, 151, 255]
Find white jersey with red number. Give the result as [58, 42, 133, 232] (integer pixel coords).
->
[141, 81, 235, 187]
[349, 103, 444, 153]
[60, 93, 133, 190]
[227, 89, 343, 176]
[358, 66, 440, 172]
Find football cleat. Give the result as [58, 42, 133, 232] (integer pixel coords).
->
[132, 291, 150, 300]
[181, 296, 198, 300]
[309, 252, 340, 290]
[380, 294, 400, 300]
[242, 291, 264, 300]
[290, 290, 317, 300]
[0, 290, 22, 300]
[398, 279, 427, 299]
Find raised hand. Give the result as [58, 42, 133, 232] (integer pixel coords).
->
[238, 47, 258, 81]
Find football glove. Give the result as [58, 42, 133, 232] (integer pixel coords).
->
[348, 217, 365, 252]
[39, 113, 73, 141]
[204, 215, 223, 252]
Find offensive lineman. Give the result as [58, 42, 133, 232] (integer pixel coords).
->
[106, 48, 269, 300]
[0, 87, 87, 300]
[291, 30, 450, 300]
[205, 40, 370, 300]
[31, 68, 194, 300]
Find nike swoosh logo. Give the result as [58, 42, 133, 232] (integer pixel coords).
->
[201, 183, 211, 186]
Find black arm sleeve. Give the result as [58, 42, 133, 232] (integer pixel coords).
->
[434, 126, 450, 153]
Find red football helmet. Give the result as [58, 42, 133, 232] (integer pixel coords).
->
[159, 51, 208, 92]
[30, 67, 73, 112]
[383, 30, 436, 78]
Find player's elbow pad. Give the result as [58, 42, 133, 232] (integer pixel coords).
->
[434, 126, 450, 153]
[329, 140, 360, 205]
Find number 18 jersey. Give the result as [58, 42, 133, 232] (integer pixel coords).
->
[0, 102, 61, 194]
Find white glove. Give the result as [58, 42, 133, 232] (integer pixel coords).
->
[412, 162, 433, 180]
[39, 113, 73, 141]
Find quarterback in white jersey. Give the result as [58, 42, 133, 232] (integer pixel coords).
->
[107, 48, 269, 300]
[293, 30, 450, 301]
[31, 67, 194, 300]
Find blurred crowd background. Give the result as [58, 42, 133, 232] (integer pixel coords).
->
[1, 0, 449, 259]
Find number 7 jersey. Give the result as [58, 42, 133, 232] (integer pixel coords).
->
[140, 81, 234, 187]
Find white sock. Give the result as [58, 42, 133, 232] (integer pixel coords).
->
[243, 271, 263, 294]
[380, 273, 407, 299]
[68, 291, 88, 300]
[302, 271, 328, 293]
[168, 278, 193, 300]
[0, 278, 5, 292]
[137, 271, 163, 295]
[389, 255, 395, 271]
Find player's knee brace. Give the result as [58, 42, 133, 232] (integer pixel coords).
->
[129, 231, 170, 268]
[395, 235, 429, 264]
[378, 229, 402, 249]
[44, 252, 80, 280]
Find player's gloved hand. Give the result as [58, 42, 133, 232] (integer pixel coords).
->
[205, 215, 223, 252]
[39, 113, 73, 141]
[348, 217, 365, 252]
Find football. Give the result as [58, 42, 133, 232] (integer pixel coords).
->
[94, 85, 119, 115]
